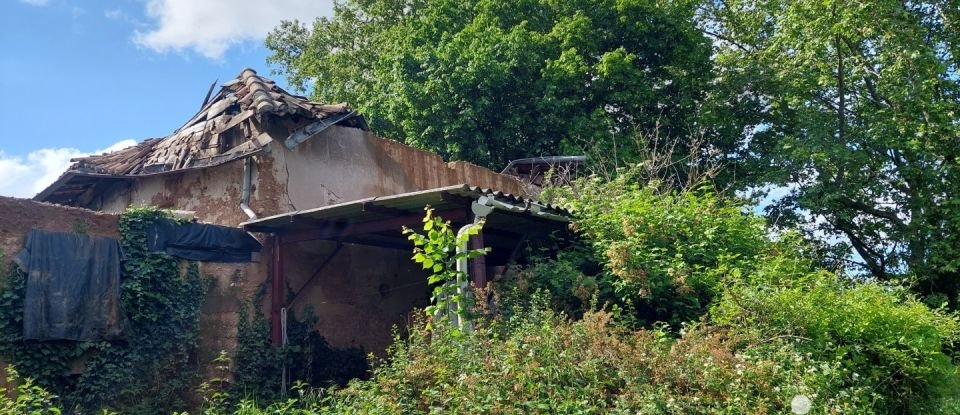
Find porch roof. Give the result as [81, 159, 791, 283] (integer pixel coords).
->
[240, 184, 570, 248]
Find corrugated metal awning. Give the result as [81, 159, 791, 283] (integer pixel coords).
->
[241, 184, 570, 247]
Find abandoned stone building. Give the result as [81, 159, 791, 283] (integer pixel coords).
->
[23, 68, 570, 367]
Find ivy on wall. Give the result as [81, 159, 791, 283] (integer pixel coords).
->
[0, 207, 208, 414]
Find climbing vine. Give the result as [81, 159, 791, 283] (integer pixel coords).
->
[0, 207, 208, 414]
[403, 206, 486, 328]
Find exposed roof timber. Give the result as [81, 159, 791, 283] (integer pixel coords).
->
[32, 172, 129, 202]
[284, 111, 356, 149]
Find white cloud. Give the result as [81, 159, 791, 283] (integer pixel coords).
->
[18, 0, 49, 6]
[105, 8, 144, 26]
[0, 140, 138, 199]
[132, 0, 334, 59]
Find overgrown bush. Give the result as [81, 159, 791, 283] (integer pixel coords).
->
[0, 367, 62, 415]
[497, 237, 605, 319]
[715, 268, 960, 413]
[534, 171, 796, 326]
[196, 293, 875, 414]
[534, 173, 960, 413]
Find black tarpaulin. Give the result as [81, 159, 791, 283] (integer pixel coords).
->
[147, 219, 262, 262]
[14, 229, 123, 341]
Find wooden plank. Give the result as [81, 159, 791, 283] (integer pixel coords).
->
[280, 208, 468, 244]
[361, 202, 407, 217]
[212, 109, 254, 135]
[205, 94, 238, 120]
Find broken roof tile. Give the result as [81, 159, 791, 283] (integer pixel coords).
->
[69, 68, 365, 178]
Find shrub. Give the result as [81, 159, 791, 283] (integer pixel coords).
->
[0, 367, 62, 415]
[541, 172, 782, 326]
[714, 268, 960, 413]
[494, 238, 605, 319]
[233, 296, 369, 403]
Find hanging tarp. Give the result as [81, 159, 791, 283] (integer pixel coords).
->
[14, 229, 123, 341]
[147, 219, 262, 262]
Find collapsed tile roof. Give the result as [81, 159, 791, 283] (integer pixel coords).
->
[36, 68, 366, 204]
[73, 68, 364, 176]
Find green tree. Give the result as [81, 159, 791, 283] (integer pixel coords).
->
[266, 0, 722, 169]
[701, 0, 960, 306]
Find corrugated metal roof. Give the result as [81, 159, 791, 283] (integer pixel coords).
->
[241, 184, 569, 234]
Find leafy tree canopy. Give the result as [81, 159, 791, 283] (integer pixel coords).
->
[701, 0, 960, 305]
[266, 0, 724, 169]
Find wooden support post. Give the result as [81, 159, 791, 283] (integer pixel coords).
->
[271, 234, 284, 346]
[468, 226, 487, 288]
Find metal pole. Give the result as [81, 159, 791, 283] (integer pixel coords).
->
[271, 234, 284, 346]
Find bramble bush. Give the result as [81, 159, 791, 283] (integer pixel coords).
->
[539, 171, 782, 327]
[541, 171, 960, 413]
[714, 268, 960, 413]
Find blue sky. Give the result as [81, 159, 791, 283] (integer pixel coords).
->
[0, 0, 334, 198]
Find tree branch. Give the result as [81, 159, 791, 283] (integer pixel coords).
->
[833, 217, 885, 278]
[837, 197, 906, 227]
[702, 30, 753, 53]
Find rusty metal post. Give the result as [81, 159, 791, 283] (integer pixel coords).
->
[271, 234, 284, 346]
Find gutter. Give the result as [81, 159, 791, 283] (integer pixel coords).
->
[240, 157, 257, 220]
[451, 201, 495, 332]
[476, 195, 569, 222]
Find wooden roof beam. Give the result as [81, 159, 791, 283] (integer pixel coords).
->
[280, 207, 468, 245]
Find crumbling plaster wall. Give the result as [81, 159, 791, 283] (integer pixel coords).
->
[0, 196, 119, 264]
[276, 126, 525, 210]
[93, 125, 524, 362]
[96, 161, 271, 367]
